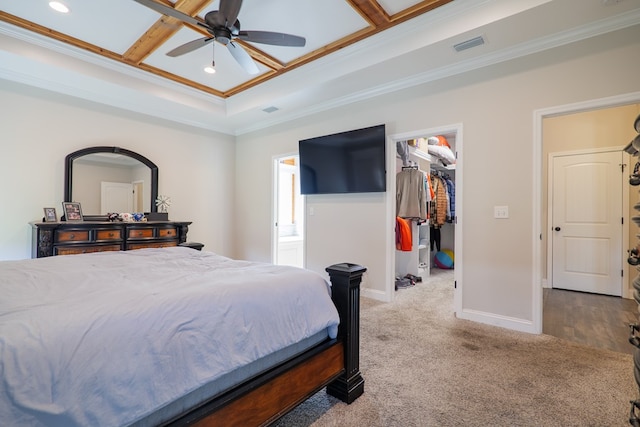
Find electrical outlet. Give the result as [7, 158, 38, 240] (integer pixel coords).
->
[494, 206, 509, 219]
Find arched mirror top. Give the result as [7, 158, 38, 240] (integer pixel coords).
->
[64, 146, 158, 219]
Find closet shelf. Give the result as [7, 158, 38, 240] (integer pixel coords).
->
[432, 163, 456, 171]
[408, 146, 431, 161]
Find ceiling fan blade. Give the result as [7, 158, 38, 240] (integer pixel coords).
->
[133, 0, 206, 29]
[219, 0, 243, 26]
[238, 31, 306, 47]
[227, 41, 259, 75]
[166, 37, 215, 57]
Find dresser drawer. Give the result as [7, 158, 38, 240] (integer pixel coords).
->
[158, 228, 177, 238]
[55, 244, 121, 256]
[32, 221, 192, 258]
[128, 241, 178, 250]
[56, 230, 90, 242]
[128, 228, 154, 239]
[96, 229, 122, 241]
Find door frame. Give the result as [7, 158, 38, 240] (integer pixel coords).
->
[546, 147, 627, 296]
[386, 123, 463, 314]
[271, 152, 305, 267]
[533, 90, 640, 333]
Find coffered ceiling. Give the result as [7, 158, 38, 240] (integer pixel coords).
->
[0, 0, 451, 98]
[0, 0, 639, 135]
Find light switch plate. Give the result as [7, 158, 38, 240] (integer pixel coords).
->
[494, 205, 509, 219]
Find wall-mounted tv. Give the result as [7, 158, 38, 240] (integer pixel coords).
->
[299, 124, 386, 195]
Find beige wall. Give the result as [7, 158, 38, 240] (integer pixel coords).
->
[1, 23, 639, 332]
[542, 104, 640, 295]
[0, 81, 237, 260]
[235, 24, 640, 330]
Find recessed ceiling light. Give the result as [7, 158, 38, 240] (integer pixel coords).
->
[204, 66, 216, 74]
[49, 1, 70, 13]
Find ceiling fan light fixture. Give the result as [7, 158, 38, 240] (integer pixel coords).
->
[49, 1, 70, 13]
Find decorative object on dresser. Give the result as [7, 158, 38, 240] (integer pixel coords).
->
[61, 202, 83, 222]
[31, 220, 191, 258]
[42, 207, 57, 223]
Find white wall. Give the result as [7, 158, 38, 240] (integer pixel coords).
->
[0, 81, 236, 260]
[235, 25, 640, 329]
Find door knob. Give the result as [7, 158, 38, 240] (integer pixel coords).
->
[554, 227, 561, 231]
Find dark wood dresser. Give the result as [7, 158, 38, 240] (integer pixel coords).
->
[31, 221, 191, 258]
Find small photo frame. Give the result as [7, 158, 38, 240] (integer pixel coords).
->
[43, 207, 57, 222]
[62, 202, 83, 222]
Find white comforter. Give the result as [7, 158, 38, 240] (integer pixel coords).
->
[0, 247, 339, 426]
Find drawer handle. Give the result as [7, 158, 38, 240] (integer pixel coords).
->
[137, 232, 143, 236]
[69, 234, 75, 239]
[108, 232, 114, 237]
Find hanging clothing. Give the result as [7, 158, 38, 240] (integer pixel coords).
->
[395, 217, 412, 251]
[396, 141, 410, 166]
[430, 225, 441, 252]
[430, 175, 448, 227]
[442, 175, 456, 222]
[396, 168, 427, 220]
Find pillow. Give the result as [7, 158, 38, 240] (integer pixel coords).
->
[427, 144, 456, 165]
[427, 135, 451, 148]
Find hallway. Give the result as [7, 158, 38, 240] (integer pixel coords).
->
[543, 288, 638, 354]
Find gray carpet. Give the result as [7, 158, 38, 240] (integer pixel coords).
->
[274, 269, 638, 426]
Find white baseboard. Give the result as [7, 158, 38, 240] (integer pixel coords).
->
[361, 287, 391, 302]
[456, 308, 538, 334]
[542, 278, 549, 288]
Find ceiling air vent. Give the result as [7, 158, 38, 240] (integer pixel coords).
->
[453, 36, 485, 52]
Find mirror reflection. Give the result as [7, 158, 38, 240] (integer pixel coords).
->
[65, 147, 158, 217]
[73, 154, 150, 214]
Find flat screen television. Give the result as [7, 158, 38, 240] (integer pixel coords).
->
[299, 124, 386, 195]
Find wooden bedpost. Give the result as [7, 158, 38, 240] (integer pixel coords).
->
[325, 263, 366, 404]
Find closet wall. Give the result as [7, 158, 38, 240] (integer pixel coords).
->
[395, 133, 457, 282]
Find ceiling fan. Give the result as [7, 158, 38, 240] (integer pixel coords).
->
[134, 0, 306, 75]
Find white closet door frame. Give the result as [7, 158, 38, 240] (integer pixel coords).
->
[385, 124, 463, 314]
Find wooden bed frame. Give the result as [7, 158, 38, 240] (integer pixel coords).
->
[164, 263, 366, 427]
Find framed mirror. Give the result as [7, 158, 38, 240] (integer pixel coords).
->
[64, 147, 158, 220]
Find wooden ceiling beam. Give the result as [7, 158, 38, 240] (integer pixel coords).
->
[124, 0, 213, 65]
[388, 0, 453, 24]
[346, 0, 390, 27]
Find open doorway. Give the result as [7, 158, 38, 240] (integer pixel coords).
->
[388, 124, 463, 315]
[538, 99, 640, 352]
[272, 155, 305, 268]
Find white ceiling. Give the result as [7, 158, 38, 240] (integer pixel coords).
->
[0, 0, 639, 135]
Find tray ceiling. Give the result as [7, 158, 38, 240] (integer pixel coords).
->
[0, 0, 451, 98]
[1, 0, 639, 134]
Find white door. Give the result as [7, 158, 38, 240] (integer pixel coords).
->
[132, 181, 144, 212]
[101, 182, 134, 214]
[551, 151, 623, 296]
[273, 156, 304, 267]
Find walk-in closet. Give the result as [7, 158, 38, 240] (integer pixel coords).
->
[395, 133, 457, 290]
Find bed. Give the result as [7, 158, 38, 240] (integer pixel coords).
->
[0, 246, 365, 426]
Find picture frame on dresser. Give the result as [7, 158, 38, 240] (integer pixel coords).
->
[43, 207, 57, 223]
[62, 202, 83, 222]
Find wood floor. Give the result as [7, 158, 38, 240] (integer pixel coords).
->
[543, 288, 639, 355]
